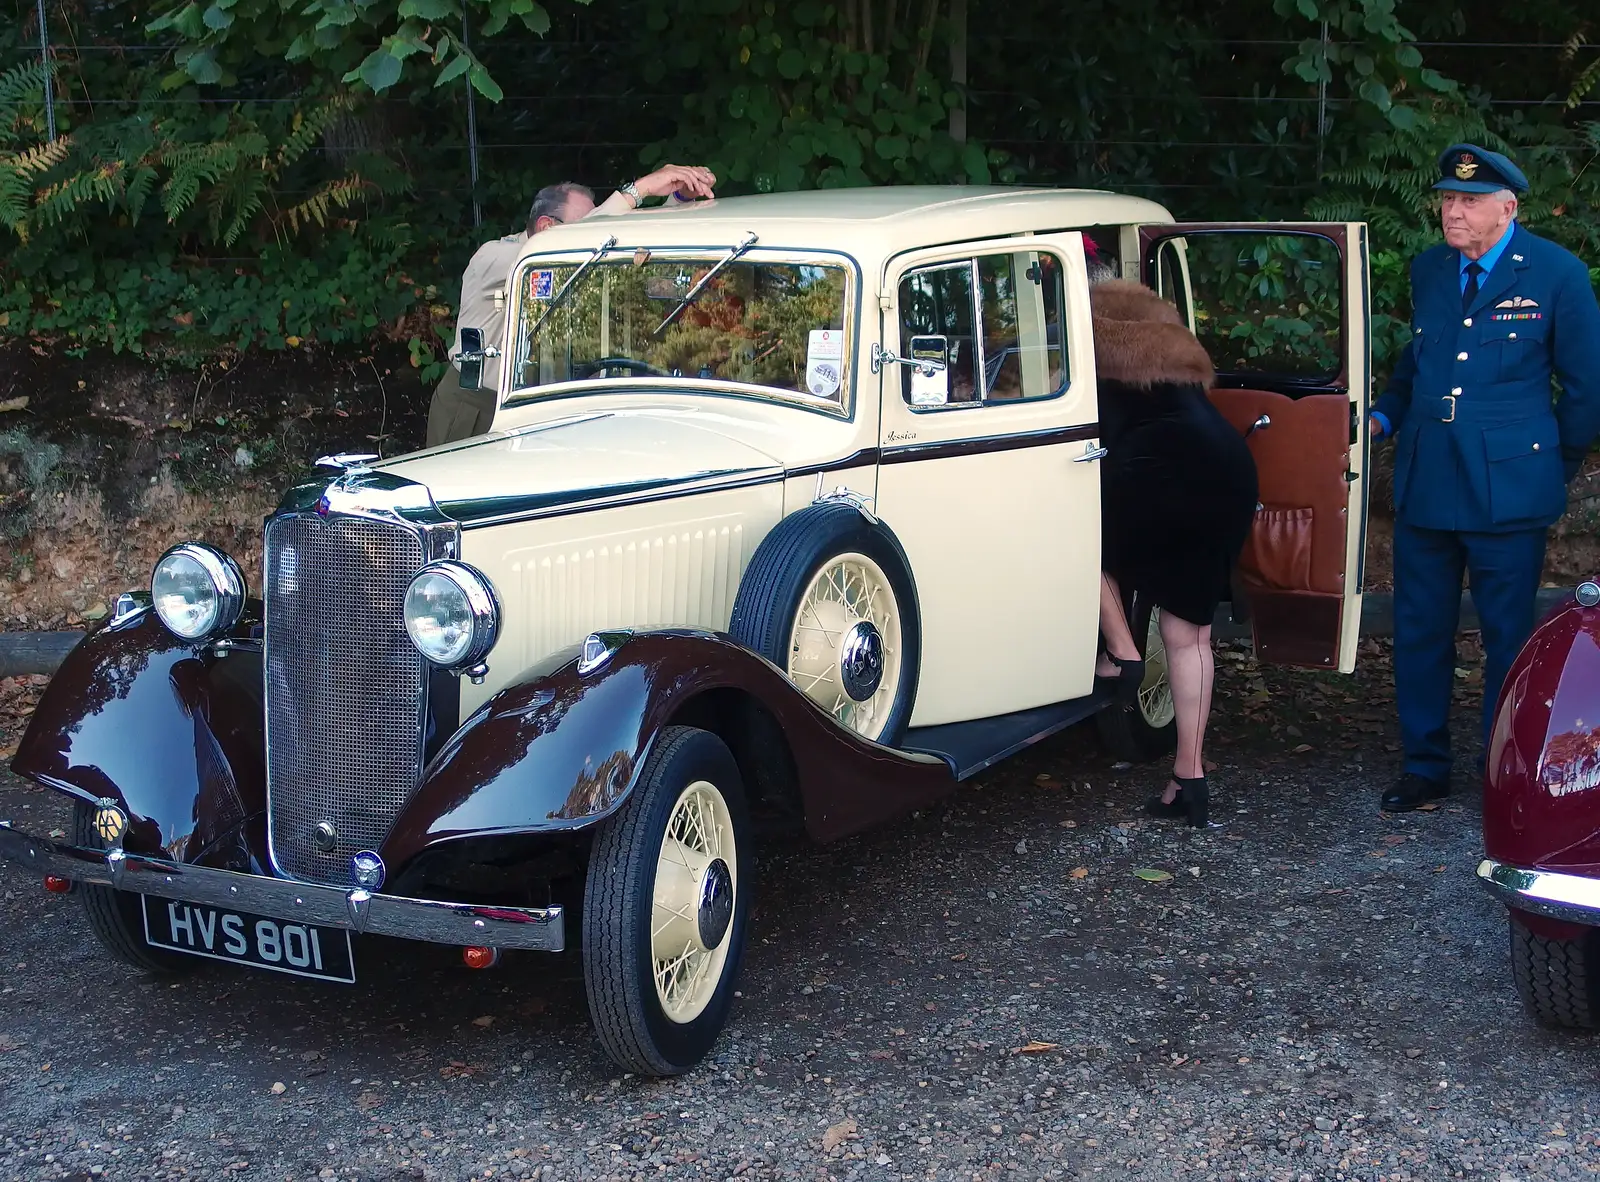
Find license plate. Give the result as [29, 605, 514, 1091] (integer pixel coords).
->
[141, 897, 355, 983]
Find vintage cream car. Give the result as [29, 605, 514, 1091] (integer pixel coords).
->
[2, 188, 1371, 1074]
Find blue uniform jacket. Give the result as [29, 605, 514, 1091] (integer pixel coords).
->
[1374, 223, 1600, 532]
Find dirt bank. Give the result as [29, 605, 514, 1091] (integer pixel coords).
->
[0, 343, 429, 629]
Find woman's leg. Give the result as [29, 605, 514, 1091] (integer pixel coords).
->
[1096, 573, 1142, 677]
[1157, 611, 1215, 799]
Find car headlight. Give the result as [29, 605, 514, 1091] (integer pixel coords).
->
[151, 543, 247, 641]
[403, 561, 499, 670]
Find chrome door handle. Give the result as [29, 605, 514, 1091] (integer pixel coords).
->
[1074, 443, 1109, 463]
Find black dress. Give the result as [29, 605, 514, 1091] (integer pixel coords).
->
[1100, 379, 1260, 627]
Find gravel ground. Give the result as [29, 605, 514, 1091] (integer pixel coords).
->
[0, 639, 1596, 1182]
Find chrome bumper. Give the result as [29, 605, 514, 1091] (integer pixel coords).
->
[0, 820, 565, 952]
[1476, 858, 1600, 928]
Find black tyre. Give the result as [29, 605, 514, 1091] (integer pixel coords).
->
[72, 801, 196, 975]
[582, 727, 752, 1075]
[1509, 912, 1600, 1029]
[729, 501, 920, 747]
[1094, 589, 1178, 763]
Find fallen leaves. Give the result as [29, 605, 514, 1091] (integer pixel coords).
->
[0, 396, 28, 414]
[822, 1118, 858, 1152]
[471, 1014, 495, 1028]
[269, 1082, 286, 1095]
[1015, 1040, 1059, 1054]
[1133, 868, 1173, 883]
[439, 1060, 483, 1078]
[1069, 867, 1089, 880]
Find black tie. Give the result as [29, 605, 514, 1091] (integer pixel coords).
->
[1463, 261, 1483, 312]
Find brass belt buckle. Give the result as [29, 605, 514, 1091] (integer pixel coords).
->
[1441, 394, 1456, 423]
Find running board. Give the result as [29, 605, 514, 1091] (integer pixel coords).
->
[900, 688, 1113, 781]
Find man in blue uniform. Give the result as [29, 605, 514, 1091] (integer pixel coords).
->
[1371, 143, 1600, 811]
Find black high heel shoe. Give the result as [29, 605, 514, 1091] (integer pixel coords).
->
[1094, 653, 1145, 706]
[1145, 775, 1210, 828]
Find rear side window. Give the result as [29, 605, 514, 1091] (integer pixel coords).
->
[898, 251, 1066, 407]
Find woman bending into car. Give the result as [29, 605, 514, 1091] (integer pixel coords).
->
[1090, 281, 1258, 827]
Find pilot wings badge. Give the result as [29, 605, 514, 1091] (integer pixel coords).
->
[1495, 296, 1540, 309]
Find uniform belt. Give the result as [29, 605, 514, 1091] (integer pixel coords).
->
[1420, 394, 1531, 426]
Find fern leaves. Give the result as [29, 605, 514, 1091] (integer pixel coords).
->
[1, 89, 390, 249]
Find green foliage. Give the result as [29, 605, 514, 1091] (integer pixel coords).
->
[1188, 234, 1344, 377]
[146, 0, 586, 100]
[1309, 93, 1600, 370]
[641, 0, 1010, 191]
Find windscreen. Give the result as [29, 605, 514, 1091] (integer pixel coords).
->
[510, 253, 851, 406]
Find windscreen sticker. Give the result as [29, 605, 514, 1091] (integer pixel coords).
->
[806, 329, 844, 398]
[527, 269, 555, 300]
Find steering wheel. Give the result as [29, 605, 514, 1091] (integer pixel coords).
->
[573, 357, 667, 380]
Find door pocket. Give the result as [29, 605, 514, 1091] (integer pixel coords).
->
[1239, 505, 1314, 592]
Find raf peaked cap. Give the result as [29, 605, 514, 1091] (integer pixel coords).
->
[1433, 143, 1529, 195]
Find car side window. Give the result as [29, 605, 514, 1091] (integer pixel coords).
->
[898, 262, 980, 404]
[899, 252, 1066, 408]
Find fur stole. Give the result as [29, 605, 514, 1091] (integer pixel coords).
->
[1090, 280, 1215, 390]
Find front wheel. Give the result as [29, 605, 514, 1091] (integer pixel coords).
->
[582, 727, 751, 1075]
[1509, 912, 1600, 1029]
[72, 801, 196, 975]
[1094, 590, 1178, 763]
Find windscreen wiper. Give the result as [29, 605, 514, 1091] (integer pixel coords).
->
[526, 235, 619, 341]
[651, 231, 759, 339]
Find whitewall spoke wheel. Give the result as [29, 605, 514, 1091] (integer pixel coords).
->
[583, 727, 751, 1076]
[650, 780, 738, 1024]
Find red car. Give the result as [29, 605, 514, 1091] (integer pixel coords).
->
[1479, 579, 1600, 1027]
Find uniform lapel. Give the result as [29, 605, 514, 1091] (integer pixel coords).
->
[1466, 224, 1529, 319]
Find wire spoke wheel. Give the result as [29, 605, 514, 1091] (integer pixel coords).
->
[650, 779, 738, 1024]
[787, 552, 903, 742]
[1138, 608, 1176, 729]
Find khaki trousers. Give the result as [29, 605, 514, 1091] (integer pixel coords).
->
[425, 367, 497, 448]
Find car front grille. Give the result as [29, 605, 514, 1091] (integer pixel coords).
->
[264, 512, 428, 885]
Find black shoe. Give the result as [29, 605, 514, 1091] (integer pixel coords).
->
[1380, 772, 1450, 813]
[1095, 653, 1145, 706]
[1146, 775, 1209, 828]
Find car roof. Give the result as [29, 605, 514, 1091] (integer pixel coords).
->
[522, 185, 1175, 261]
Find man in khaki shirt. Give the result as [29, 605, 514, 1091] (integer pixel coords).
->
[425, 165, 717, 447]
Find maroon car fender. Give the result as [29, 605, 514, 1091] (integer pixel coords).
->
[379, 629, 956, 869]
[9, 608, 267, 870]
[1485, 599, 1600, 886]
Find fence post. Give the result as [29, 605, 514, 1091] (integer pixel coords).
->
[1315, 18, 1329, 177]
[462, 5, 482, 228]
[36, 0, 56, 142]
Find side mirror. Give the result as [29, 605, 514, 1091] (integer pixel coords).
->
[907, 334, 950, 406]
[454, 327, 501, 391]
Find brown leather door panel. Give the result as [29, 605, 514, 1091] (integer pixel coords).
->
[1210, 388, 1351, 667]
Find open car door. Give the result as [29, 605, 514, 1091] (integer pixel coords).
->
[1139, 222, 1371, 673]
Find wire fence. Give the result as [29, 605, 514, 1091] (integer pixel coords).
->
[11, 12, 1596, 228]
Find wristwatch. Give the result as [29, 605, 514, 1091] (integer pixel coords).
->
[617, 180, 642, 208]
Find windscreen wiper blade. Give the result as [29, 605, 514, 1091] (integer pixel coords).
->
[526, 235, 619, 341]
[651, 231, 759, 340]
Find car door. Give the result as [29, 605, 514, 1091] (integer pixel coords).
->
[1139, 222, 1371, 673]
[874, 234, 1103, 728]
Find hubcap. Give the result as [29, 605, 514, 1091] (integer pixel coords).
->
[1139, 608, 1175, 728]
[697, 858, 734, 949]
[651, 780, 738, 1023]
[788, 552, 903, 741]
[837, 620, 884, 702]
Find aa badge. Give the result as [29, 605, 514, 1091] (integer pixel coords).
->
[93, 799, 128, 846]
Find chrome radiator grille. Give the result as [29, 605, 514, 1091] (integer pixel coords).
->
[264, 513, 427, 885]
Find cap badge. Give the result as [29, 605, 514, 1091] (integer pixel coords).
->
[1455, 153, 1479, 180]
